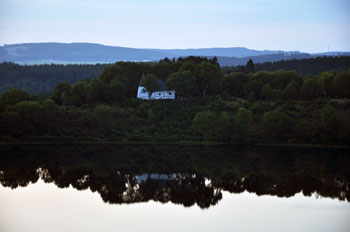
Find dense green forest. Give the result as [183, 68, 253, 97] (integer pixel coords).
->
[0, 57, 349, 146]
[222, 56, 350, 75]
[0, 56, 349, 96]
[0, 62, 107, 94]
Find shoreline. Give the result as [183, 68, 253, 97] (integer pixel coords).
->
[0, 140, 348, 149]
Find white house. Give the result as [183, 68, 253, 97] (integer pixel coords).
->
[137, 74, 175, 100]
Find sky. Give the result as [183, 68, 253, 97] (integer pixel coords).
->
[1, 181, 349, 232]
[0, 0, 349, 53]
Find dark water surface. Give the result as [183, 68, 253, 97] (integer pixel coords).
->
[0, 144, 349, 232]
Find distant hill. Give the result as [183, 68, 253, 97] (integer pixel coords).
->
[0, 42, 349, 66]
[0, 43, 174, 63]
[149, 47, 287, 58]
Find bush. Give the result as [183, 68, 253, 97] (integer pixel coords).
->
[0, 135, 15, 142]
[127, 133, 152, 142]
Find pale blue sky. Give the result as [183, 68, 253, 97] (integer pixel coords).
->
[0, 0, 349, 52]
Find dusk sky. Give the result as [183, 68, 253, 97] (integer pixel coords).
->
[0, 0, 349, 53]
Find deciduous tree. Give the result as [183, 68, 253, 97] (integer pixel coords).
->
[51, 82, 71, 105]
[142, 74, 160, 99]
[93, 105, 113, 137]
[166, 71, 196, 99]
[42, 99, 58, 136]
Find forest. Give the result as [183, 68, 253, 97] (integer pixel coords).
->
[0, 56, 350, 96]
[222, 56, 350, 75]
[0, 62, 107, 95]
[0, 56, 349, 146]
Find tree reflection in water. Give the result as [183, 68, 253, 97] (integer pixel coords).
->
[0, 144, 349, 209]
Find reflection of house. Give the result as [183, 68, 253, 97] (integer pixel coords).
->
[137, 173, 175, 184]
[137, 75, 175, 100]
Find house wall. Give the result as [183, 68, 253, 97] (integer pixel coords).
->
[137, 86, 149, 99]
[137, 86, 175, 100]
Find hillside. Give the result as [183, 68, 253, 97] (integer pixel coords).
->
[2, 42, 348, 65]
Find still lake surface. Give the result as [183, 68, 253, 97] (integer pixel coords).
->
[0, 144, 349, 232]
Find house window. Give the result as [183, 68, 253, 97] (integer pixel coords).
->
[169, 92, 172, 95]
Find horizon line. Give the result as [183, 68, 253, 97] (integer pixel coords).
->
[1, 41, 349, 54]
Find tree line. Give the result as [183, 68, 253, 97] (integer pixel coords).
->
[42, 57, 350, 107]
[0, 62, 107, 94]
[223, 56, 350, 75]
[1, 56, 349, 96]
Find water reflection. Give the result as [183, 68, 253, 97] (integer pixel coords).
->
[0, 144, 349, 209]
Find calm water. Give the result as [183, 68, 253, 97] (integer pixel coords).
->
[0, 144, 349, 232]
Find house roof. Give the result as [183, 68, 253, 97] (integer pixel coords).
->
[139, 74, 146, 86]
[139, 74, 168, 91]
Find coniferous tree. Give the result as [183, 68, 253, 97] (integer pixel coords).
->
[245, 59, 256, 73]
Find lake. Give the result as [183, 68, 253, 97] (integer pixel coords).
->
[0, 144, 349, 232]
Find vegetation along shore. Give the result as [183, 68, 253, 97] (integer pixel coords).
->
[0, 56, 349, 146]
